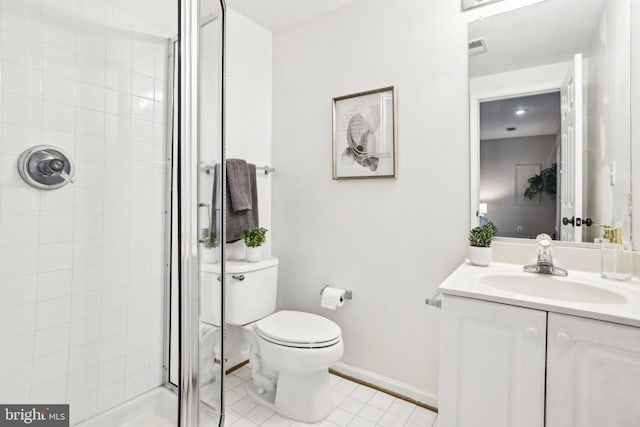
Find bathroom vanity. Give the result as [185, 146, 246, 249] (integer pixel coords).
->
[437, 262, 640, 427]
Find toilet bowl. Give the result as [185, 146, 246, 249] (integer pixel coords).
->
[200, 257, 344, 422]
[243, 310, 343, 422]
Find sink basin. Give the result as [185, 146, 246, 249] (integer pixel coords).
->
[479, 274, 628, 304]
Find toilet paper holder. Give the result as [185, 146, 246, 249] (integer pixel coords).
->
[320, 285, 352, 300]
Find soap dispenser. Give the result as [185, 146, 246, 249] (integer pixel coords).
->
[597, 227, 632, 281]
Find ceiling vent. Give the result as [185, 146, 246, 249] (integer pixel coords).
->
[468, 37, 488, 56]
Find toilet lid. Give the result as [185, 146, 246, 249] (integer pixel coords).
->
[255, 311, 342, 348]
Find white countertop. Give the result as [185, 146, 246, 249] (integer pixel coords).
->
[438, 261, 640, 328]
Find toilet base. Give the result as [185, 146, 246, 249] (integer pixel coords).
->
[247, 382, 276, 409]
[247, 369, 334, 423]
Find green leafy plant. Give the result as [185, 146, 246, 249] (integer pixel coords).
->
[201, 228, 219, 248]
[524, 164, 557, 200]
[483, 221, 497, 237]
[242, 227, 268, 248]
[469, 222, 498, 248]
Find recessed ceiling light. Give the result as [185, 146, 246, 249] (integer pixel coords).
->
[515, 108, 528, 116]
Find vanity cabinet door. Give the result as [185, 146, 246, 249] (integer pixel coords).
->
[439, 296, 546, 427]
[546, 313, 640, 427]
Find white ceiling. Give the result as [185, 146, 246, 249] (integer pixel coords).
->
[480, 91, 561, 140]
[227, 0, 361, 31]
[469, 0, 608, 77]
[99, 0, 362, 36]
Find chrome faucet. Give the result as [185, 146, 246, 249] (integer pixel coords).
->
[523, 234, 568, 276]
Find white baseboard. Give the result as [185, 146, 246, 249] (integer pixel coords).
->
[331, 361, 439, 410]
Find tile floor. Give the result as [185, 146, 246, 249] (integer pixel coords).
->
[206, 365, 438, 427]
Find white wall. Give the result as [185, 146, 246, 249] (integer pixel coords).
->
[271, 0, 468, 404]
[480, 135, 558, 238]
[585, 0, 631, 243]
[223, 8, 273, 259]
[0, 0, 169, 424]
[470, 61, 571, 96]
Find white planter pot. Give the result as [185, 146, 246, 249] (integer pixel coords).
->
[246, 246, 262, 263]
[469, 245, 492, 266]
[202, 247, 219, 264]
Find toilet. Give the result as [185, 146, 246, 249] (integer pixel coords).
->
[244, 310, 343, 422]
[201, 257, 343, 422]
[199, 323, 219, 385]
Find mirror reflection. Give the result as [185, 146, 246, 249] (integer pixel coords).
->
[462, 0, 505, 11]
[470, 0, 632, 243]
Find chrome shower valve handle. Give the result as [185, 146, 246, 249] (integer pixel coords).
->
[37, 156, 74, 183]
[17, 145, 75, 190]
[58, 171, 74, 184]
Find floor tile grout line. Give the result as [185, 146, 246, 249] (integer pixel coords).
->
[221, 366, 437, 427]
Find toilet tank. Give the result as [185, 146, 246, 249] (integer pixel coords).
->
[201, 257, 278, 326]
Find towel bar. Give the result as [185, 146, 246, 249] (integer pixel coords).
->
[201, 164, 276, 175]
[425, 291, 442, 309]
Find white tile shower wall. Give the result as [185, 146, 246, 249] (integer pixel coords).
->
[0, 0, 170, 424]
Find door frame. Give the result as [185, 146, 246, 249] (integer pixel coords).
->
[177, 0, 202, 424]
[177, 0, 227, 426]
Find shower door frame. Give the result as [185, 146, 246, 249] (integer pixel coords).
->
[176, 0, 227, 426]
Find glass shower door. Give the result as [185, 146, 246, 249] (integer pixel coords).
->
[174, 0, 225, 425]
[197, 0, 225, 421]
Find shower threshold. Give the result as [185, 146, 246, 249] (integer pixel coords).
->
[74, 386, 220, 427]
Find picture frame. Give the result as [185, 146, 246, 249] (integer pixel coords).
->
[332, 86, 397, 180]
[514, 163, 541, 205]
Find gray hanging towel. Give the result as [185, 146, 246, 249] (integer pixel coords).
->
[226, 159, 252, 212]
[211, 161, 259, 244]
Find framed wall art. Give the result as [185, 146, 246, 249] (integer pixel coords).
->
[332, 86, 397, 179]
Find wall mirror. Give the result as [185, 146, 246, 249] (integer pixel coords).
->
[462, 0, 505, 11]
[469, 0, 632, 244]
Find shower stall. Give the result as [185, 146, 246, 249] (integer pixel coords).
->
[0, 0, 226, 425]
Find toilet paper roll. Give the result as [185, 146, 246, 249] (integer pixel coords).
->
[321, 287, 346, 310]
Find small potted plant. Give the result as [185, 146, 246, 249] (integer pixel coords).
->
[201, 228, 220, 264]
[468, 222, 498, 266]
[242, 227, 268, 262]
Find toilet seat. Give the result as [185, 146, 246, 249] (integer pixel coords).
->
[255, 310, 342, 349]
